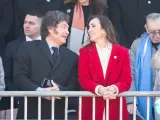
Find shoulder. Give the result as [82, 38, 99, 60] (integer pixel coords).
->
[60, 46, 78, 59]
[114, 44, 129, 53]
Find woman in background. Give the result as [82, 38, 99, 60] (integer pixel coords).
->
[64, 0, 108, 53]
[78, 15, 131, 120]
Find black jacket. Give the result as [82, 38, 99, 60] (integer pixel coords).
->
[14, 40, 79, 119]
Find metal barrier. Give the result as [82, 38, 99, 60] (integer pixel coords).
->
[0, 91, 160, 120]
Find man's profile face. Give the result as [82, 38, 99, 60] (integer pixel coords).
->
[23, 14, 41, 38]
[146, 19, 160, 44]
[49, 21, 69, 45]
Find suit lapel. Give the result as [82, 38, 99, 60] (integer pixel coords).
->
[105, 44, 120, 80]
[39, 40, 54, 67]
[89, 44, 104, 82]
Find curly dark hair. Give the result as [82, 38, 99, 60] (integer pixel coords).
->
[41, 10, 69, 39]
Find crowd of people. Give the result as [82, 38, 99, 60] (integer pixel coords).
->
[0, 0, 160, 120]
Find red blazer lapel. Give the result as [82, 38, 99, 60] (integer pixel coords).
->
[105, 44, 120, 80]
[88, 44, 104, 82]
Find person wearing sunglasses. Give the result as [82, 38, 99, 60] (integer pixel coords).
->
[128, 13, 160, 120]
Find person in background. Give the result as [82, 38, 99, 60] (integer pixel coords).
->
[77, 15, 131, 120]
[64, 0, 108, 53]
[128, 13, 160, 120]
[13, 0, 64, 40]
[0, 11, 43, 119]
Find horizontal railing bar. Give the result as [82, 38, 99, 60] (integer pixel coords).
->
[0, 91, 160, 97]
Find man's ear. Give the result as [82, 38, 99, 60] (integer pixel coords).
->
[145, 24, 149, 33]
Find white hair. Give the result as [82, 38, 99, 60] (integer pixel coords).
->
[146, 13, 160, 23]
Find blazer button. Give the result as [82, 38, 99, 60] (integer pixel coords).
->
[46, 0, 50, 2]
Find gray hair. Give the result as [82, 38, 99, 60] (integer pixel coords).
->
[146, 13, 160, 23]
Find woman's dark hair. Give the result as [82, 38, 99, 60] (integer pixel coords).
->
[87, 15, 118, 44]
[41, 10, 69, 39]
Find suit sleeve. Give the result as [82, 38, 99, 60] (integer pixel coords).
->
[13, 43, 39, 91]
[3, 43, 15, 91]
[78, 48, 99, 94]
[108, 0, 127, 46]
[59, 57, 80, 91]
[113, 49, 132, 93]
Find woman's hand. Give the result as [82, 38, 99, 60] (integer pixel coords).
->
[103, 85, 118, 100]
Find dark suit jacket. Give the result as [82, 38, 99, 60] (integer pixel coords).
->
[108, 0, 160, 48]
[3, 36, 26, 91]
[13, 40, 79, 119]
[0, 0, 13, 56]
[13, 0, 64, 40]
[0, 36, 25, 110]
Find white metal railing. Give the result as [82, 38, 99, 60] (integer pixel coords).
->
[0, 91, 160, 120]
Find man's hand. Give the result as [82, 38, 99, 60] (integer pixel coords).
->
[127, 104, 134, 114]
[43, 80, 61, 100]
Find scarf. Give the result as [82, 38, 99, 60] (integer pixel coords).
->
[135, 32, 160, 120]
[67, 2, 89, 53]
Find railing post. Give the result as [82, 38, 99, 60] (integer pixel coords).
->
[65, 97, 68, 120]
[119, 97, 123, 120]
[24, 96, 28, 120]
[146, 97, 150, 120]
[79, 97, 82, 120]
[11, 96, 14, 120]
[106, 99, 109, 120]
[38, 97, 41, 120]
[51, 97, 55, 120]
[133, 96, 137, 120]
[92, 97, 96, 120]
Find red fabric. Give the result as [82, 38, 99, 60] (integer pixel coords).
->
[77, 43, 132, 120]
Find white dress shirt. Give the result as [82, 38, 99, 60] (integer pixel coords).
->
[25, 36, 42, 41]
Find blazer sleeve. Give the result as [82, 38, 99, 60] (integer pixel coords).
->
[3, 43, 15, 91]
[0, 57, 5, 91]
[113, 48, 132, 93]
[78, 48, 99, 94]
[13, 43, 39, 91]
[108, 0, 127, 46]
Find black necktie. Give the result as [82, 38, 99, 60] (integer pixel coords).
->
[52, 47, 58, 65]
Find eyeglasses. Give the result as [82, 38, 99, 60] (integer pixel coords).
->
[148, 29, 160, 36]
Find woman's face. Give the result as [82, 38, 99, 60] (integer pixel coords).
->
[78, 0, 89, 5]
[88, 18, 106, 42]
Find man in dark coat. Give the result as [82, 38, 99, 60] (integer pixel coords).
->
[13, 10, 79, 119]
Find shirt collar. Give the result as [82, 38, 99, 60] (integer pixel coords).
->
[46, 40, 59, 49]
[25, 36, 42, 41]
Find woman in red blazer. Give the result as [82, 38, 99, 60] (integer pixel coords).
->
[78, 15, 132, 120]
